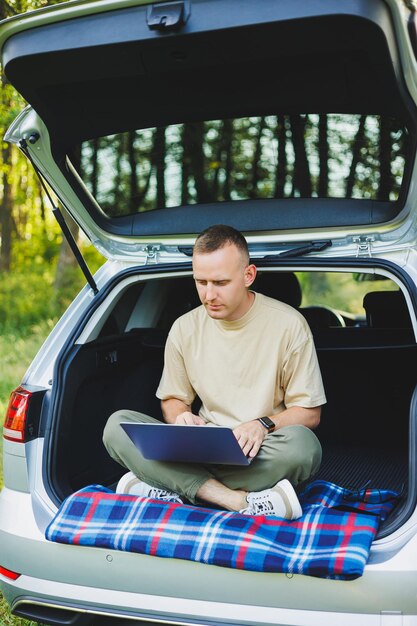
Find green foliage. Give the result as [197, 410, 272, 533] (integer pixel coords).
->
[0, 320, 52, 416]
[0, 241, 104, 335]
[0, 592, 41, 626]
[297, 271, 399, 314]
[0, 269, 57, 333]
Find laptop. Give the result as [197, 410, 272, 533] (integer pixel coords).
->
[121, 422, 252, 465]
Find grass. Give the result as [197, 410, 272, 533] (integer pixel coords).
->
[0, 322, 53, 626]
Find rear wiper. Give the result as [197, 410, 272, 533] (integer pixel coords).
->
[263, 240, 332, 259]
[179, 239, 332, 259]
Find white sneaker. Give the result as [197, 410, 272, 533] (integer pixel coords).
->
[240, 479, 302, 520]
[116, 471, 183, 504]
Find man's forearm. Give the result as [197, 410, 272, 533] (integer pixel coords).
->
[233, 405, 321, 458]
[161, 398, 191, 423]
[269, 405, 321, 431]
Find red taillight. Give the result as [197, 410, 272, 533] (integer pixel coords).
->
[0, 565, 21, 580]
[3, 386, 32, 443]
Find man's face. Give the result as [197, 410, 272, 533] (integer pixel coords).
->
[192, 244, 257, 321]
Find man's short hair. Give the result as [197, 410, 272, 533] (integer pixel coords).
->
[193, 225, 249, 265]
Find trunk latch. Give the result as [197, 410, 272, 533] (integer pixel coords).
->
[147, 2, 189, 31]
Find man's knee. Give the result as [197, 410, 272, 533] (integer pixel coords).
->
[286, 423, 321, 458]
[283, 424, 322, 480]
[103, 409, 158, 452]
[102, 410, 127, 452]
[266, 424, 322, 484]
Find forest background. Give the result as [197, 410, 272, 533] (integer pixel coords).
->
[0, 0, 103, 623]
[0, 0, 105, 421]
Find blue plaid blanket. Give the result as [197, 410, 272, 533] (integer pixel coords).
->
[46, 480, 398, 580]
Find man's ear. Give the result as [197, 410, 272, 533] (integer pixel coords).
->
[244, 264, 257, 287]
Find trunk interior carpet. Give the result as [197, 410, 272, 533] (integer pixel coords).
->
[313, 445, 408, 494]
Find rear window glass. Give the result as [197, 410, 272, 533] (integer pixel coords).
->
[74, 114, 408, 218]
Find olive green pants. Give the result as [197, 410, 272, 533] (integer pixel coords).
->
[103, 410, 322, 503]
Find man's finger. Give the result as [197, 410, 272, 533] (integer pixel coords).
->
[248, 441, 261, 458]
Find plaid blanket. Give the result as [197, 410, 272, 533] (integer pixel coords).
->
[45, 480, 398, 580]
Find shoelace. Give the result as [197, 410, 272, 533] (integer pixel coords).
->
[246, 495, 274, 515]
[148, 487, 182, 503]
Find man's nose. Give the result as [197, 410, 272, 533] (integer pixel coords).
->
[206, 283, 216, 301]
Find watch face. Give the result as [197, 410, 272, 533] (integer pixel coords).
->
[259, 417, 274, 431]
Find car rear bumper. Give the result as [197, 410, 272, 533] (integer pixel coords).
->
[2, 487, 417, 626]
[3, 573, 417, 626]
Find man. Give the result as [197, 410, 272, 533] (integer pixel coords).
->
[103, 225, 326, 519]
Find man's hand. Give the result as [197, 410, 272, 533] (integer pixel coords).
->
[233, 420, 268, 459]
[175, 411, 206, 425]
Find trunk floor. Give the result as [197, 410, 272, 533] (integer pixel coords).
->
[311, 445, 408, 494]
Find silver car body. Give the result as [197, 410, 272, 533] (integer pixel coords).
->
[1, 0, 417, 624]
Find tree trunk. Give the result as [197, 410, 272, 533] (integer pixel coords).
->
[0, 143, 13, 272]
[189, 122, 211, 204]
[212, 120, 232, 200]
[318, 114, 329, 197]
[0, 56, 13, 272]
[274, 115, 287, 198]
[221, 119, 233, 201]
[154, 126, 166, 208]
[346, 115, 366, 198]
[113, 134, 125, 212]
[378, 117, 392, 201]
[250, 117, 266, 199]
[181, 124, 191, 205]
[127, 132, 138, 212]
[289, 114, 312, 197]
[91, 137, 99, 200]
[0, 1, 16, 19]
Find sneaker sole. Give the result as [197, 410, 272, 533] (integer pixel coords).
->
[273, 479, 303, 520]
[116, 472, 142, 494]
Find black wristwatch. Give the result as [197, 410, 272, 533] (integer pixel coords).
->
[257, 416, 275, 433]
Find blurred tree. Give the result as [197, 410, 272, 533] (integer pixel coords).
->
[0, 0, 89, 300]
[79, 112, 407, 217]
[274, 115, 287, 198]
[318, 114, 329, 197]
[346, 115, 366, 198]
[290, 114, 312, 197]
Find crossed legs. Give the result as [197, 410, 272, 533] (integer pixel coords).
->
[103, 409, 322, 510]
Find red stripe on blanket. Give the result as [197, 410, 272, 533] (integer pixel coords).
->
[73, 492, 102, 545]
[235, 519, 261, 569]
[333, 512, 357, 574]
[149, 505, 177, 556]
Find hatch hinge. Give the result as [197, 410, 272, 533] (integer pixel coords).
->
[144, 244, 161, 264]
[353, 236, 374, 258]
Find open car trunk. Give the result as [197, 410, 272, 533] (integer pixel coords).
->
[46, 264, 417, 540]
[2, 0, 417, 260]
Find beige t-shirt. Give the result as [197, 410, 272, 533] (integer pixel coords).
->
[156, 292, 326, 428]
